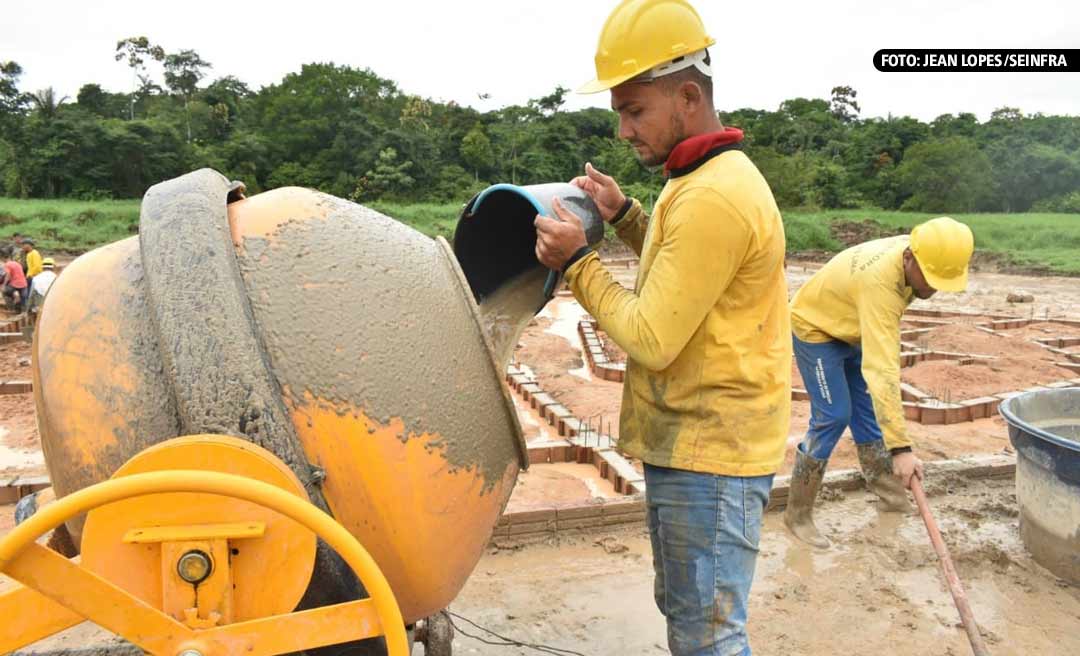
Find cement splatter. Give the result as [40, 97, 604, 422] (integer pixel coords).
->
[235, 191, 525, 490]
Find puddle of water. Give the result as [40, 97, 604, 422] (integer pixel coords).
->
[542, 298, 593, 381]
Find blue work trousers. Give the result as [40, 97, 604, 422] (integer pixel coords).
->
[644, 463, 773, 655]
[793, 335, 883, 460]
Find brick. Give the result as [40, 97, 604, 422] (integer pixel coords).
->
[903, 402, 922, 421]
[519, 383, 541, 400]
[900, 382, 929, 401]
[918, 403, 946, 425]
[528, 446, 553, 465]
[530, 392, 556, 411]
[961, 397, 997, 420]
[556, 516, 612, 532]
[1045, 381, 1075, 389]
[943, 404, 970, 425]
[503, 507, 558, 524]
[0, 380, 32, 395]
[0, 332, 23, 345]
[556, 505, 605, 521]
[792, 388, 810, 402]
[546, 404, 572, 423]
[559, 417, 581, 437]
[507, 519, 557, 536]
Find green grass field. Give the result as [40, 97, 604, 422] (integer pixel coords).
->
[2, 197, 1079, 275]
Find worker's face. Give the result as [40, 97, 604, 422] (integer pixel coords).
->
[21, 244, 30, 253]
[610, 81, 686, 167]
[904, 249, 937, 299]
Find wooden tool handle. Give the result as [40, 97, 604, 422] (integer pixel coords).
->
[910, 476, 991, 656]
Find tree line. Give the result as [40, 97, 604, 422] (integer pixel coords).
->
[1, 38, 1079, 213]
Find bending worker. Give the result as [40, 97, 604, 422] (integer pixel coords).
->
[533, 1, 790, 653]
[785, 218, 974, 548]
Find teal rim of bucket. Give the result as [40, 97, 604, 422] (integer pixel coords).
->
[468, 183, 561, 299]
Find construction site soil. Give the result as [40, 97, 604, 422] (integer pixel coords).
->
[0, 340, 42, 478]
[453, 478, 1080, 655]
[3, 261, 1080, 655]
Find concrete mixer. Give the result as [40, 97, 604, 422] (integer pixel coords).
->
[0, 169, 602, 656]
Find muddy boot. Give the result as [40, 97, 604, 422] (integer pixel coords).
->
[857, 441, 912, 513]
[784, 449, 831, 549]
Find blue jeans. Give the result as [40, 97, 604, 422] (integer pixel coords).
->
[645, 463, 773, 656]
[793, 335, 882, 461]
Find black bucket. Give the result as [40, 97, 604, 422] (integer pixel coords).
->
[453, 182, 605, 306]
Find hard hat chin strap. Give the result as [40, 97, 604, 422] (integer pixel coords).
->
[634, 49, 713, 82]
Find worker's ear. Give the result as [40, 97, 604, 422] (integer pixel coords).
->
[679, 80, 703, 111]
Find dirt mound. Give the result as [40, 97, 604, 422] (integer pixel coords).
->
[913, 324, 1059, 359]
[902, 358, 1070, 400]
[829, 219, 908, 247]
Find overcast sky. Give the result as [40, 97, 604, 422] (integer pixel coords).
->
[4, 0, 1078, 121]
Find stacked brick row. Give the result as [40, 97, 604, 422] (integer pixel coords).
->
[505, 364, 645, 497]
[576, 319, 626, 382]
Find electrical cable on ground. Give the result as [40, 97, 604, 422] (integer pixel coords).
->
[444, 610, 588, 656]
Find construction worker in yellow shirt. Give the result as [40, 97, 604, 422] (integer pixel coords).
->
[533, 1, 790, 653]
[785, 218, 975, 548]
[21, 238, 43, 312]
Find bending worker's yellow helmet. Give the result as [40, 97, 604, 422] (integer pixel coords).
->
[910, 217, 975, 292]
[578, 0, 715, 94]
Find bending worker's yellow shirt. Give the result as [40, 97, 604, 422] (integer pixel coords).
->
[790, 236, 915, 450]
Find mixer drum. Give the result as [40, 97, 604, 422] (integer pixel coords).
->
[31, 169, 528, 624]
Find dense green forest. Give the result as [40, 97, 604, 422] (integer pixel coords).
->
[2, 37, 1080, 214]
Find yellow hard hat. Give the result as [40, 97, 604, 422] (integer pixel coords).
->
[42, 257, 55, 268]
[578, 0, 715, 94]
[910, 217, 974, 292]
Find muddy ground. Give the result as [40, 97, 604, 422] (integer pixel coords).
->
[450, 478, 1080, 655]
[0, 339, 43, 479]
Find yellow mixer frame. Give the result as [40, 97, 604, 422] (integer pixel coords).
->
[0, 435, 409, 656]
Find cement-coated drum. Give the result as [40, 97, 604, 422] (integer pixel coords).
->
[31, 169, 528, 626]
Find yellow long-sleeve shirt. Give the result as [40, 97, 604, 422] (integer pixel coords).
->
[564, 150, 791, 477]
[25, 249, 43, 278]
[790, 236, 915, 450]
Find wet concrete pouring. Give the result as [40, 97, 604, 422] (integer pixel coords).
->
[4, 261, 1080, 655]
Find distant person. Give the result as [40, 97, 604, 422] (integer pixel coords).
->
[784, 217, 974, 549]
[11, 233, 27, 273]
[27, 257, 57, 315]
[2, 248, 29, 310]
[533, 1, 790, 653]
[21, 238, 42, 310]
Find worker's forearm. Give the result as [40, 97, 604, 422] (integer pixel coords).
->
[566, 252, 676, 370]
[864, 367, 912, 450]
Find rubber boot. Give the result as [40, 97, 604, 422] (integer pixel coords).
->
[784, 448, 831, 549]
[857, 440, 913, 513]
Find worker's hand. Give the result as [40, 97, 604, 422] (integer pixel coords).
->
[570, 162, 627, 223]
[892, 451, 924, 490]
[534, 198, 588, 271]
